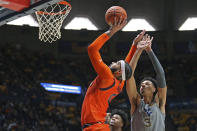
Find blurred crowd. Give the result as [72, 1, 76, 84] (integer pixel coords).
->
[0, 45, 81, 130]
[0, 44, 196, 131]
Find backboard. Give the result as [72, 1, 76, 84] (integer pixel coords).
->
[0, 0, 63, 26]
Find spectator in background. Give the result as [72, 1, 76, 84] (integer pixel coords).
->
[109, 109, 128, 131]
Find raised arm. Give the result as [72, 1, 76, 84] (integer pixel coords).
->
[125, 30, 146, 63]
[126, 49, 142, 114]
[88, 18, 127, 81]
[145, 36, 167, 114]
[126, 37, 150, 114]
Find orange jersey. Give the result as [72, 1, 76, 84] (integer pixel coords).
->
[81, 33, 137, 127]
[83, 123, 110, 131]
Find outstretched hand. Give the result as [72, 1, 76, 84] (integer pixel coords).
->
[106, 16, 127, 38]
[145, 35, 154, 52]
[110, 16, 127, 33]
[133, 30, 146, 45]
[137, 34, 153, 50]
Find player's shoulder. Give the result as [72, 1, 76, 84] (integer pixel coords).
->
[98, 75, 114, 83]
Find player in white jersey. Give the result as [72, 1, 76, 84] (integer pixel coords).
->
[126, 34, 167, 131]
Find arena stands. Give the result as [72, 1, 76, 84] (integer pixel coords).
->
[0, 40, 196, 130]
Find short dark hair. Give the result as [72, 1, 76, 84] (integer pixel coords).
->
[125, 61, 132, 80]
[111, 109, 128, 130]
[140, 77, 158, 89]
[140, 77, 158, 102]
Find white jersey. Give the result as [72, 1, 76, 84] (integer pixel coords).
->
[131, 99, 165, 131]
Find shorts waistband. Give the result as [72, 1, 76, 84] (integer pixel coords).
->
[82, 121, 104, 129]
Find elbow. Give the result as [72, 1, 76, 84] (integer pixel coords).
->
[156, 75, 166, 88]
[87, 45, 94, 54]
[157, 69, 165, 78]
[88, 44, 93, 51]
[130, 64, 136, 76]
[160, 70, 165, 78]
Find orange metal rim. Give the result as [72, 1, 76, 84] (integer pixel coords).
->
[58, 1, 71, 8]
[36, 1, 71, 15]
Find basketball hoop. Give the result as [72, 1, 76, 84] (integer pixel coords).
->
[35, 1, 71, 43]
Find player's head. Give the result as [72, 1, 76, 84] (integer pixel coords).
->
[139, 77, 158, 100]
[110, 109, 128, 130]
[109, 60, 132, 81]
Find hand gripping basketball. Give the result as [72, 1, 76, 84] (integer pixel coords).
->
[105, 6, 127, 26]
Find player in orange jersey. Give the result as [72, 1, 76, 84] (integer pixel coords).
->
[81, 17, 147, 131]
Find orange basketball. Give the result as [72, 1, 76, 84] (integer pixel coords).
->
[105, 6, 127, 26]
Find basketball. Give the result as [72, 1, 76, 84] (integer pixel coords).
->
[105, 6, 127, 26]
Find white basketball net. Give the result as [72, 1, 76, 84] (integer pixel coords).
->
[35, 1, 71, 43]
